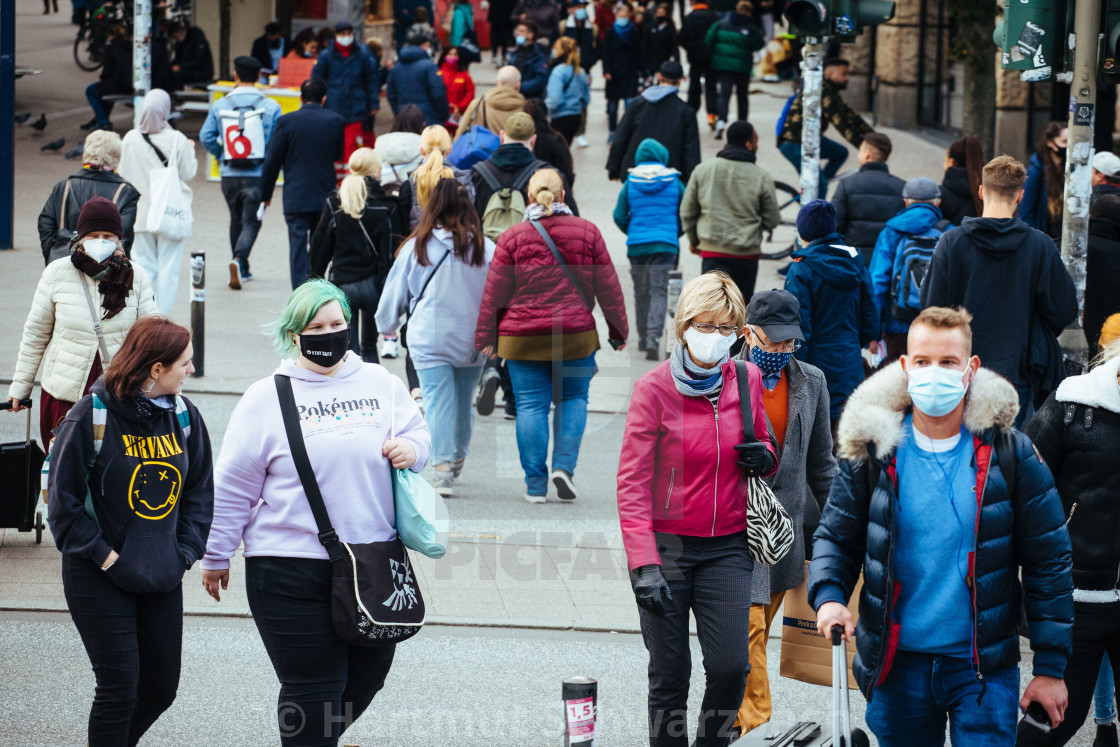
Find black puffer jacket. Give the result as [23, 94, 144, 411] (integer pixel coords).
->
[678, 6, 720, 66]
[309, 177, 402, 287]
[939, 166, 979, 226]
[809, 363, 1074, 699]
[1026, 357, 1120, 595]
[37, 169, 141, 261]
[831, 161, 904, 261]
[1084, 206, 1120, 353]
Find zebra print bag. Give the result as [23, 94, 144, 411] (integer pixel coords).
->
[735, 361, 795, 565]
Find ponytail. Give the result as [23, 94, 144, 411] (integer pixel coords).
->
[340, 148, 382, 219]
[414, 125, 454, 209]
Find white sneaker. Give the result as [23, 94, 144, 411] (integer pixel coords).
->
[715, 120, 727, 140]
[380, 338, 399, 358]
[551, 470, 578, 501]
[575, 135, 589, 148]
[523, 492, 547, 504]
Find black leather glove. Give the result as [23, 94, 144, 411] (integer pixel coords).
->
[630, 564, 672, 616]
[735, 441, 775, 477]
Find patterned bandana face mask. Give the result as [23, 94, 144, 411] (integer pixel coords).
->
[751, 346, 794, 376]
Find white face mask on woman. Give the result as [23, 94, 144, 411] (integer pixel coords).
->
[83, 238, 117, 263]
[683, 325, 737, 364]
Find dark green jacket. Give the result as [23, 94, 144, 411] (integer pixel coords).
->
[703, 13, 764, 74]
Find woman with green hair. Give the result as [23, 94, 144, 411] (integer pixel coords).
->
[200, 279, 430, 746]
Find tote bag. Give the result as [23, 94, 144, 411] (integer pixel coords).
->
[389, 384, 450, 559]
[144, 135, 193, 240]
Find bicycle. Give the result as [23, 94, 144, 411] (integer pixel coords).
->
[73, 1, 129, 72]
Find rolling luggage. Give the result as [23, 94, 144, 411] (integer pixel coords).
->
[0, 399, 47, 544]
[733, 628, 870, 747]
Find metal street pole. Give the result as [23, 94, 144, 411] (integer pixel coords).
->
[0, 0, 15, 250]
[132, 0, 152, 129]
[1059, 0, 1101, 374]
[190, 250, 205, 377]
[800, 37, 824, 202]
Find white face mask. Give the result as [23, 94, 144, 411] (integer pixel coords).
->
[83, 238, 117, 263]
[683, 325, 737, 365]
[335, 34, 354, 46]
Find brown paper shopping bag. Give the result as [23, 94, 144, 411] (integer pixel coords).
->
[780, 562, 862, 689]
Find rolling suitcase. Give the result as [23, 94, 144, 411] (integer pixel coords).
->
[733, 628, 870, 747]
[0, 399, 47, 544]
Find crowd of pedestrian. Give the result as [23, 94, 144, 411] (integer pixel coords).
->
[11, 5, 1120, 747]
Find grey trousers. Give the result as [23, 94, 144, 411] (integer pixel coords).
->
[630, 252, 677, 347]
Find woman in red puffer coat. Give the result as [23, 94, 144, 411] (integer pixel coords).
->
[475, 168, 628, 503]
[439, 48, 475, 131]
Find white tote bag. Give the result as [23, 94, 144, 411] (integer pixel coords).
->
[145, 137, 193, 240]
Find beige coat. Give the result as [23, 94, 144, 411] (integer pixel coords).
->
[453, 86, 526, 142]
[9, 258, 158, 403]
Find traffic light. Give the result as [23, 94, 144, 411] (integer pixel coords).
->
[785, 0, 830, 37]
[830, 0, 895, 42]
[994, 0, 1063, 81]
[1104, 0, 1120, 82]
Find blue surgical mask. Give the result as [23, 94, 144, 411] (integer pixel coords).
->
[515, 34, 527, 45]
[615, 17, 630, 27]
[751, 346, 793, 376]
[906, 364, 970, 417]
[575, 8, 588, 19]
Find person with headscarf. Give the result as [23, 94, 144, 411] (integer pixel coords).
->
[119, 90, 199, 314]
[8, 197, 158, 447]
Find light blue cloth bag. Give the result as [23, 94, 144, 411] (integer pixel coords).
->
[390, 385, 449, 559]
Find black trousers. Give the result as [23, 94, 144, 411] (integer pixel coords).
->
[1044, 601, 1120, 744]
[220, 176, 263, 265]
[715, 71, 750, 124]
[701, 256, 759, 306]
[62, 554, 183, 747]
[687, 62, 718, 116]
[246, 556, 396, 747]
[638, 532, 754, 747]
[552, 114, 582, 145]
[336, 274, 381, 364]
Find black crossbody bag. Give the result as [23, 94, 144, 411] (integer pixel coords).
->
[274, 374, 425, 646]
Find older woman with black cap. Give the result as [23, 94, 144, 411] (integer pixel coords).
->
[732, 288, 837, 737]
[7, 197, 157, 447]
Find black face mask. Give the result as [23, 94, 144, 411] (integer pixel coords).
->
[298, 328, 350, 368]
[1051, 145, 1067, 162]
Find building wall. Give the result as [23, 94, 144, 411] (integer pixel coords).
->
[195, 0, 275, 79]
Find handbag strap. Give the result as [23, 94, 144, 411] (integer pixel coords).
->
[529, 218, 593, 311]
[79, 276, 112, 365]
[408, 249, 450, 315]
[59, 180, 71, 233]
[142, 133, 169, 168]
[735, 360, 756, 443]
[273, 374, 344, 560]
[356, 215, 380, 261]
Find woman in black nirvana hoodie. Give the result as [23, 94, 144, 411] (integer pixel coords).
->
[48, 315, 213, 747]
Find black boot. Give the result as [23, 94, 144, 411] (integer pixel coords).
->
[1095, 724, 1119, 747]
[79, 117, 99, 131]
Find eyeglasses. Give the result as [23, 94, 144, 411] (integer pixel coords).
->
[690, 321, 740, 337]
[750, 328, 801, 353]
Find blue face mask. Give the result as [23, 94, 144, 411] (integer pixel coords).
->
[515, 34, 527, 45]
[615, 17, 630, 27]
[751, 346, 793, 376]
[906, 364, 970, 417]
[575, 8, 588, 19]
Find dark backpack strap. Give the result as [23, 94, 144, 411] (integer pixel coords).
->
[475, 160, 502, 191]
[528, 218, 593, 311]
[933, 218, 952, 232]
[513, 161, 542, 192]
[142, 133, 169, 167]
[734, 360, 756, 443]
[273, 374, 343, 560]
[994, 429, 1017, 496]
[408, 249, 450, 315]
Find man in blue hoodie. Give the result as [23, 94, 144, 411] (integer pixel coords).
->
[386, 36, 450, 126]
[606, 61, 701, 182]
[613, 138, 683, 360]
[200, 56, 283, 289]
[868, 176, 952, 365]
[506, 20, 550, 98]
[312, 21, 381, 160]
[784, 200, 879, 431]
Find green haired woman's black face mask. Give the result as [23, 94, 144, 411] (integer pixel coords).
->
[298, 328, 350, 367]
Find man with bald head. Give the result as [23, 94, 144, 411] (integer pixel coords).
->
[453, 66, 527, 142]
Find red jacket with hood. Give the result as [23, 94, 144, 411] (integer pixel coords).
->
[617, 358, 777, 570]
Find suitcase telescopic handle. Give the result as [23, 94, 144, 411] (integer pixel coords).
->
[0, 399, 35, 444]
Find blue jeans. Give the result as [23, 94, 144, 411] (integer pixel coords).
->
[504, 353, 596, 496]
[865, 651, 1019, 746]
[777, 135, 849, 199]
[606, 97, 632, 133]
[85, 82, 113, 124]
[1096, 657, 1117, 725]
[415, 364, 484, 466]
[285, 211, 319, 290]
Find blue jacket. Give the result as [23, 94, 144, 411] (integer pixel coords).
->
[544, 63, 590, 119]
[312, 44, 381, 124]
[507, 43, 549, 98]
[784, 232, 879, 419]
[808, 363, 1073, 700]
[1019, 152, 1053, 236]
[260, 102, 346, 215]
[868, 202, 948, 336]
[387, 46, 450, 126]
[200, 87, 283, 178]
[613, 139, 682, 257]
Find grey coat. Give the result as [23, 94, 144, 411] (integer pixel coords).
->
[742, 355, 837, 600]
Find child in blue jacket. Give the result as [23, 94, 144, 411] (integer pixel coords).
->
[613, 138, 684, 360]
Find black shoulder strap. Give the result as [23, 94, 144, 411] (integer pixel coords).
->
[734, 360, 755, 443]
[513, 161, 542, 192]
[529, 218, 593, 311]
[409, 249, 451, 314]
[142, 133, 169, 168]
[273, 374, 343, 560]
[475, 160, 502, 191]
[933, 218, 952, 232]
[995, 429, 1016, 494]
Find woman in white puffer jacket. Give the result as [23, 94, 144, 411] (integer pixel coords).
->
[6, 197, 157, 447]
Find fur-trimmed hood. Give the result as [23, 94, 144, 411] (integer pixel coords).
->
[1055, 355, 1120, 413]
[836, 361, 1020, 461]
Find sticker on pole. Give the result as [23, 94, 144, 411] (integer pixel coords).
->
[565, 697, 596, 743]
[834, 15, 853, 35]
[1074, 104, 1094, 127]
[1015, 21, 1046, 66]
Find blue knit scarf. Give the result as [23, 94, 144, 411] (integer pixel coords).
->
[669, 342, 727, 397]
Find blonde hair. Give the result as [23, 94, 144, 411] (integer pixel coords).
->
[673, 272, 746, 342]
[83, 130, 122, 170]
[907, 306, 974, 353]
[1093, 312, 1120, 367]
[527, 168, 564, 216]
[339, 148, 383, 219]
[413, 125, 454, 209]
[552, 36, 580, 69]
